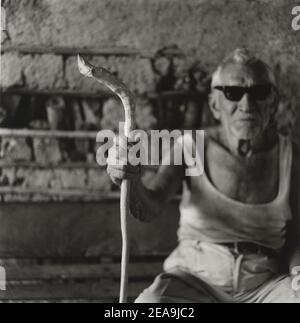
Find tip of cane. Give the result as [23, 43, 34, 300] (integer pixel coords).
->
[77, 54, 94, 78]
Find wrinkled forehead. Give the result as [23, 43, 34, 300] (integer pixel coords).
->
[213, 62, 274, 87]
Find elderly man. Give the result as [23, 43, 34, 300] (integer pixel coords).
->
[107, 48, 300, 303]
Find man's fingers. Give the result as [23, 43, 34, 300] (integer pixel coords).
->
[106, 162, 140, 174]
[108, 145, 127, 161]
[106, 167, 122, 186]
[107, 135, 141, 186]
[107, 156, 126, 167]
[114, 135, 141, 148]
[107, 165, 140, 181]
[108, 136, 142, 163]
[107, 157, 141, 171]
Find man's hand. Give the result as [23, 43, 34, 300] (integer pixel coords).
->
[107, 136, 141, 186]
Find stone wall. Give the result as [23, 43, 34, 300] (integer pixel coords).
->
[0, 0, 299, 201]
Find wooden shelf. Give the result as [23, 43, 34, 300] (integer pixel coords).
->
[0, 161, 158, 171]
[0, 161, 101, 169]
[0, 186, 182, 200]
[0, 128, 99, 139]
[1, 45, 183, 58]
[0, 88, 112, 99]
[0, 187, 118, 198]
[1, 45, 143, 57]
[1, 87, 203, 100]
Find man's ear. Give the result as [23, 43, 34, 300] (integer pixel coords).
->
[209, 92, 221, 121]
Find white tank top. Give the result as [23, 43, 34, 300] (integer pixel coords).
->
[178, 134, 293, 251]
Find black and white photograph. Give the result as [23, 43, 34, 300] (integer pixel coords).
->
[0, 0, 300, 307]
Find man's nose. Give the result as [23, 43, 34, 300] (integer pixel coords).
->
[238, 93, 255, 113]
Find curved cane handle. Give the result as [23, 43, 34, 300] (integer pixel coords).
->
[78, 55, 136, 303]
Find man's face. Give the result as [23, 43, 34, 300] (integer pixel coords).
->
[210, 63, 276, 141]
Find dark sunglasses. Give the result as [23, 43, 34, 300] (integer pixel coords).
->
[214, 84, 273, 102]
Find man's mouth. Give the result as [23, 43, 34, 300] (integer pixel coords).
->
[236, 117, 256, 123]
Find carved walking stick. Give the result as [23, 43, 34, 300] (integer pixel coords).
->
[78, 55, 136, 303]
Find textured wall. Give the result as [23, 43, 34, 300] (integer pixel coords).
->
[2, 0, 299, 126]
[2, 0, 299, 113]
[0, 0, 300, 202]
[2, 0, 299, 58]
[1, 1, 299, 83]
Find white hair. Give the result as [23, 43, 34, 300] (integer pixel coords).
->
[211, 48, 276, 88]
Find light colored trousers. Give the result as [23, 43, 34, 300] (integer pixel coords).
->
[136, 240, 300, 303]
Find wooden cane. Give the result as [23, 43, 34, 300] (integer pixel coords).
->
[78, 55, 136, 303]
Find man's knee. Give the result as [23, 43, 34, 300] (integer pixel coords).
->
[135, 273, 172, 303]
[135, 290, 163, 303]
[134, 271, 217, 303]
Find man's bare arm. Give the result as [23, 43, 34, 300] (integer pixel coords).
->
[129, 164, 185, 222]
[107, 136, 185, 223]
